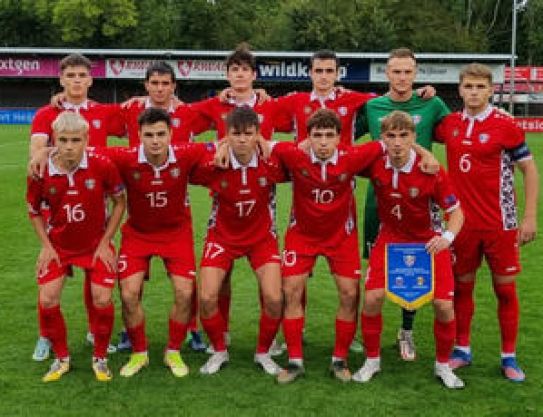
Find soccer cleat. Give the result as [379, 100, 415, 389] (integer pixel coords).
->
[120, 352, 149, 377]
[352, 358, 381, 383]
[42, 358, 70, 382]
[501, 357, 525, 383]
[330, 360, 351, 382]
[205, 332, 230, 354]
[435, 363, 465, 389]
[186, 330, 208, 352]
[268, 338, 285, 357]
[92, 357, 113, 382]
[86, 332, 117, 354]
[397, 329, 416, 361]
[164, 350, 189, 378]
[276, 362, 305, 384]
[32, 336, 51, 362]
[349, 339, 364, 354]
[200, 351, 229, 375]
[254, 353, 283, 375]
[116, 329, 132, 352]
[449, 348, 472, 370]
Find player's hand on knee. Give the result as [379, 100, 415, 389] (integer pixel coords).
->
[37, 246, 60, 277]
[93, 242, 117, 273]
[425, 235, 450, 254]
[519, 216, 537, 245]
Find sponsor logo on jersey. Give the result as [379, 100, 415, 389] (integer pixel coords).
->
[408, 187, 419, 198]
[304, 105, 312, 115]
[170, 168, 180, 178]
[338, 106, 347, 116]
[462, 140, 472, 145]
[220, 179, 228, 189]
[172, 118, 180, 128]
[258, 177, 267, 187]
[403, 255, 415, 267]
[390, 192, 402, 198]
[85, 179, 96, 190]
[478, 133, 490, 143]
[412, 114, 422, 125]
[92, 119, 101, 129]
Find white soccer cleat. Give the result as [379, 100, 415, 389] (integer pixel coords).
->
[352, 358, 381, 383]
[32, 336, 51, 362]
[205, 332, 231, 355]
[200, 351, 229, 375]
[397, 329, 416, 361]
[268, 338, 285, 357]
[435, 363, 465, 389]
[254, 353, 283, 375]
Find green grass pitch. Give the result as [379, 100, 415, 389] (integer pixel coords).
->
[0, 125, 541, 417]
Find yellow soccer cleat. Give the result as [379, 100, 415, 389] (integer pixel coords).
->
[120, 352, 149, 377]
[164, 350, 189, 378]
[92, 357, 113, 382]
[42, 358, 70, 382]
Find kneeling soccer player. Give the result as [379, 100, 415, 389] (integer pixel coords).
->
[353, 111, 464, 389]
[26, 111, 125, 382]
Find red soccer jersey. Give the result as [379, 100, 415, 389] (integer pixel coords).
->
[190, 94, 291, 141]
[434, 106, 531, 231]
[271, 141, 384, 245]
[102, 143, 215, 241]
[26, 151, 124, 257]
[191, 150, 285, 247]
[121, 99, 211, 146]
[31, 100, 125, 147]
[275, 89, 376, 145]
[362, 151, 459, 241]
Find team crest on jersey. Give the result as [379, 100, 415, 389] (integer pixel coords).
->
[403, 255, 416, 267]
[172, 118, 181, 128]
[478, 133, 490, 143]
[170, 167, 180, 178]
[408, 187, 419, 198]
[301, 169, 309, 177]
[132, 171, 141, 181]
[49, 186, 57, 195]
[85, 179, 96, 190]
[452, 128, 459, 138]
[412, 115, 422, 125]
[304, 105, 312, 115]
[258, 177, 267, 187]
[220, 179, 228, 189]
[338, 173, 348, 182]
[338, 106, 347, 116]
[92, 119, 101, 129]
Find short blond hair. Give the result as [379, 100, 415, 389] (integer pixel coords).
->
[381, 110, 415, 133]
[52, 111, 89, 134]
[388, 47, 416, 63]
[459, 63, 493, 84]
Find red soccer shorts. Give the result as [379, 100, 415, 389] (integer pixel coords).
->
[281, 227, 361, 279]
[364, 233, 454, 301]
[38, 246, 116, 288]
[118, 228, 196, 280]
[451, 228, 521, 277]
[200, 231, 281, 272]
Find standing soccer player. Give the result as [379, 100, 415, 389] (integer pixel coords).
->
[30, 53, 124, 361]
[353, 111, 464, 389]
[103, 108, 214, 378]
[194, 107, 284, 376]
[435, 63, 538, 382]
[356, 48, 450, 361]
[27, 112, 125, 382]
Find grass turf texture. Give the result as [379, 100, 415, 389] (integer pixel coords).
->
[0, 125, 541, 417]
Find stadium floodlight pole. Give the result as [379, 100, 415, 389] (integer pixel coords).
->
[510, 0, 529, 113]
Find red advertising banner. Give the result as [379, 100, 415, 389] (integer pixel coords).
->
[505, 66, 532, 82]
[0, 56, 105, 78]
[515, 117, 543, 133]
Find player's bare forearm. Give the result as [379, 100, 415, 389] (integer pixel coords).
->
[517, 158, 538, 244]
[446, 206, 464, 237]
[426, 206, 463, 254]
[101, 193, 126, 245]
[29, 135, 48, 160]
[30, 216, 55, 251]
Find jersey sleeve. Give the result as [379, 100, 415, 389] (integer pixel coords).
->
[103, 103, 126, 137]
[190, 97, 217, 125]
[433, 115, 450, 144]
[349, 91, 378, 110]
[269, 99, 294, 134]
[346, 141, 384, 173]
[354, 105, 370, 140]
[26, 176, 44, 218]
[433, 167, 460, 213]
[188, 153, 215, 187]
[270, 141, 299, 170]
[31, 107, 54, 140]
[185, 105, 213, 137]
[102, 159, 125, 196]
[434, 97, 451, 122]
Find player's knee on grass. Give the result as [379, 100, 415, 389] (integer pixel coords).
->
[363, 289, 385, 316]
[433, 299, 454, 322]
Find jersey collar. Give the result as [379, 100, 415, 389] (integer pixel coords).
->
[227, 92, 258, 108]
[62, 100, 89, 112]
[137, 144, 176, 167]
[145, 97, 175, 113]
[48, 150, 89, 176]
[310, 89, 336, 104]
[310, 148, 338, 166]
[385, 149, 416, 174]
[229, 147, 258, 170]
[461, 104, 493, 122]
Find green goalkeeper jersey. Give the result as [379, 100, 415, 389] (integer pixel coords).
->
[355, 93, 450, 258]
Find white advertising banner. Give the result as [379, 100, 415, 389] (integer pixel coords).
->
[106, 58, 226, 80]
[370, 63, 505, 84]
